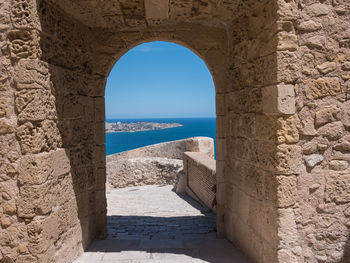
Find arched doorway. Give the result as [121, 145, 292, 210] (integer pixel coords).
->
[104, 40, 217, 242]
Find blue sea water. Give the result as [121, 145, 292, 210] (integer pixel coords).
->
[105, 118, 216, 156]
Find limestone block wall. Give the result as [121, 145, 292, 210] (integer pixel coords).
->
[0, 0, 349, 262]
[0, 0, 105, 262]
[183, 152, 216, 213]
[222, 0, 291, 262]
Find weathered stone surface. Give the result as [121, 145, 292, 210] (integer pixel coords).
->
[325, 173, 350, 203]
[307, 4, 330, 17]
[145, 0, 169, 22]
[277, 32, 298, 51]
[18, 149, 70, 185]
[306, 36, 326, 49]
[277, 115, 300, 143]
[107, 157, 183, 188]
[305, 77, 341, 99]
[0, 120, 14, 135]
[316, 62, 337, 74]
[315, 105, 341, 126]
[318, 121, 344, 140]
[15, 89, 56, 122]
[304, 154, 324, 168]
[296, 20, 322, 32]
[298, 107, 317, 136]
[0, 97, 10, 117]
[329, 160, 348, 171]
[276, 175, 297, 208]
[342, 62, 350, 71]
[262, 85, 296, 115]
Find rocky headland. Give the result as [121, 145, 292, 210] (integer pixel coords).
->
[106, 121, 182, 133]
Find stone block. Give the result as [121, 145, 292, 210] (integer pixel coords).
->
[318, 121, 344, 141]
[277, 51, 299, 84]
[277, 115, 300, 144]
[0, 120, 14, 135]
[58, 120, 93, 147]
[72, 166, 95, 193]
[227, 88, 262, 113]
[61, 96, 89, 121]
[216, 93, 225, 116]
[185, 137, 214, 158]
[329, 160, 348, 171]
[306, 3, 330, 17]
[95, 190, 106, 212]
[216, 116, 226, 138]
[57, 199, 79, 235]
[18, 149, 70, 186]
[27, 214, 59, 256]
[216, 138, 226, 161]
[316, 62, 337, 74]
[94, 97, 104, 122]
[276, 175, 297, 208]
[306, 36, 326, 50]
[305, 77, 341, 99]
[17, 181, 54, 218]
[342, 62, 350, 71]
[262, 85, 295, 115]
[277, 32, 298, 51]
[277, 208, 299, 250]
[13, 59, 50, 89]
[93, 145, 105, 168]
[325, 173, 350, 203]
[16, 122, 46, 154]
[315, 105, 341, 126]
[18, 152, 53, 186]
[8, 30, 40, 60]
[277, 144, 303, 174]
[145, 0, 169, 21]
[296, 20, 322, 32]
[304, 154, 323, 168]
[78, 191, 97, 219]
[0, 97, 10, 117]
[94, 122, 105, 146]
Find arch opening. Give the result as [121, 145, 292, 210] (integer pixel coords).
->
[103, 41, 220, 243]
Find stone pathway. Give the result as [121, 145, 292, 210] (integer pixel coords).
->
[74, 185, 251, 263]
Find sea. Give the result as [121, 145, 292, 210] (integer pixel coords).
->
[105, 118, 216, 156]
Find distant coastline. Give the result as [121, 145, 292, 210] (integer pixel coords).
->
[106, 121, 183, 133]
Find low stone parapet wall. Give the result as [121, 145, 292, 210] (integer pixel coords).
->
[106, 137, 215, 161]
[106, 137, 214, 189]
[107, 157, 183, 188]
[178, 152, 216, 213]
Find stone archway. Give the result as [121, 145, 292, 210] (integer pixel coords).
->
[98, 31, 229, 236]
[1, 0, 349, 263]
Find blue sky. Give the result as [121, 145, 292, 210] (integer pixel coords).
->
[105, 41, 215, 119]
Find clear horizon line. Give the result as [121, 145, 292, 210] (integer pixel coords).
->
[105, 116, 216, 119]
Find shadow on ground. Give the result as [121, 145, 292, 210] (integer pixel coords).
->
[74, 188, 251, 262]
[80, 235, 250, 263]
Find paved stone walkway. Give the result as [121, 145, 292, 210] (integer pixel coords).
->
[74, 185, 251, 263]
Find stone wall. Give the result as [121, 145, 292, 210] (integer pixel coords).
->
[0, 0, 104, 262]
[0, 0, 349, 262]
[293, 1, 350, 262]
[106, 137, 215, 162]
[107, 157, 183, 188]
[182, 152, 216, 213]
[106, 137, 213, 188]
